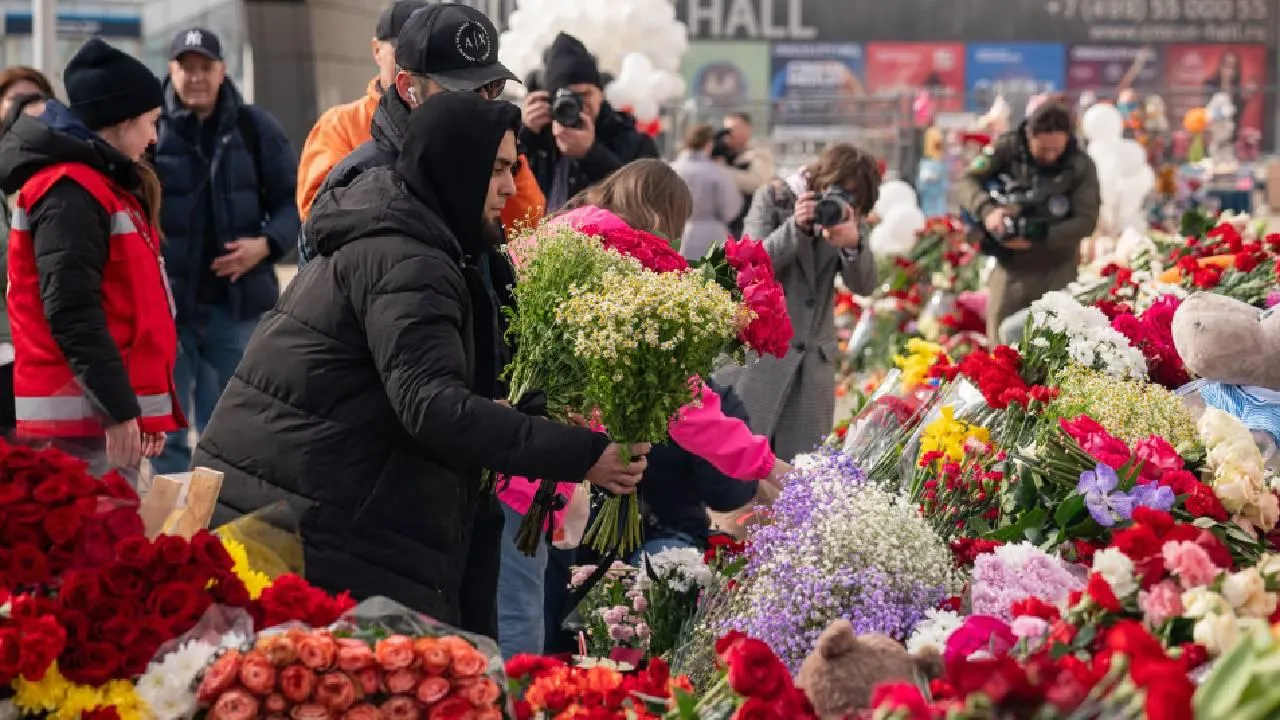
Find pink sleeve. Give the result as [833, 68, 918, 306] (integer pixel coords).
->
[667, 381, 776, 481]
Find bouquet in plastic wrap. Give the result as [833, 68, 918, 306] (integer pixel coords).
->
[143, 598, 507, 720]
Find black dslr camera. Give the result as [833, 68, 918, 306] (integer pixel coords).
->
[813, 186, 856, 229]
[710, 128, 734, 161]
[987, 176, 1050, 242]
[552, 88, 584, 128]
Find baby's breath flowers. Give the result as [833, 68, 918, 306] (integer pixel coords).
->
[1049, 365, 1201, 453]
[558, 268, 747, 553]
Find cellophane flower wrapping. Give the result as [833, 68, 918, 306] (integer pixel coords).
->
[175, 597, 508, 720]
[561, 268, 747, 553]
[722, 449, 959, 670]
[213, 501, 304, 600]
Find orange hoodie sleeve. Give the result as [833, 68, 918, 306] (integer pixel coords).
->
[296, 83, 379, 220]
[500, 154, 545, 232]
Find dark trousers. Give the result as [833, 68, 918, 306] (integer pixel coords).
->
[0, 363, 14, 435]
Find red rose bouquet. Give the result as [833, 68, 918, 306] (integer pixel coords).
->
[1108, 294, 1190, 389]
[574, 221, 689, 275]
[505, 654, 690, 719]
[695, 236, 793, 359]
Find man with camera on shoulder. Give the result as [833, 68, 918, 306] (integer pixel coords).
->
[958, 100, 1100, 342]
[520, 32, 659, 212]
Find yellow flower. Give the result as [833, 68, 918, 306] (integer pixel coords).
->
[918, 406, 989, 466]
[13, 663, 70, 714]
[893, 339, 947, 392]
[219, 536, 272, 600]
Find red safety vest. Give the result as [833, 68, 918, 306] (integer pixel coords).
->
[8, 162, 185, 437]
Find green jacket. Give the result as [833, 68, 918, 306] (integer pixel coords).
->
[956, 125, 1101, 273]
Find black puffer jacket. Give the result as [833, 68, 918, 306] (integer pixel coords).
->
[195, 93, 609, 635]
[296, 89, 410, 267]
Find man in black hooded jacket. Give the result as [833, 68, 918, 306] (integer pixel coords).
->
[194, 92, 648, 638]
[520, 32, 659, 211]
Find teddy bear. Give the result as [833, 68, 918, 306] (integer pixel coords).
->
[794, 619, 943, 720]
[1171, 293, 1280, 391]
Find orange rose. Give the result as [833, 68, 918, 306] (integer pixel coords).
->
[265, 693, 289, 715]
[472, 709, 503, 720]
[375, 635, 417, 672]
[298, 633, 338, 671]
[314, 672, 358, 712]
[239, 650, 279, 697]
[416, 676, 451, 705]
[208, 689, 260, 720]
[385, 668, 421, 695]
[341, 703, 380, 720]
[197, 651, 243, 705]
[414, 638, 450, 675]
[449, 648, 487, 678]
[457, 677, 500, 707]
[427, 696, 474, 720]
[336, 639, 375, 673]
[379, 696, 421, 720]
[280, 665, 318, 704]
[257, 634, 299, 667]
[289, 703, 333, 720]
[354, 668, 380, 696]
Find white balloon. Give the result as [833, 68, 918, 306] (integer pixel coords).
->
[630, 97, 660, 123]
[870, 221, 914, 257]
[1082, 103, 1124, 143]
[884, 203, 926, 236]
[1116, 139, 1147, 177]
[873, 180, 918, 217]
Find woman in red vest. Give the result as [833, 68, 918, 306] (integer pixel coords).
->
[0, 37, 185, 483]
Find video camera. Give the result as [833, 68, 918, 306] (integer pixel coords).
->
[813, 186, 857, 229]
[986, 175, 1050, 242]
[551, 88, 584, 128]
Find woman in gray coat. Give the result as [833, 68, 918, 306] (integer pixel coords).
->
[714, 143, 881, 461]
[671, 124, 742, 260]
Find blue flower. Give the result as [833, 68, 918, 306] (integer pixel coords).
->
[1130, 481, 1176, 512]
[1077, 464, 1135, 527]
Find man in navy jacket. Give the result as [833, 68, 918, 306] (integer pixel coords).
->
[152, 27, 299, 474]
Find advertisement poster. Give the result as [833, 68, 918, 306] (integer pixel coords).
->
[681, 41, 772, 123]
[964, 43, 1066, 115]
[1162, 44, 1268, 134]
[769, 42, 865, 126]
[1066, 45, 1161, 92]
[865, 42, 965, 111]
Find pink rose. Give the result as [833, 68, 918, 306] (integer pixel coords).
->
[1163, 541, 1221, 588]
[943, 615, 1015, 667]
[1009, 616, 1049, 643]
[1139, 580, 1185, 627]
[1133, 436, 1184, 480]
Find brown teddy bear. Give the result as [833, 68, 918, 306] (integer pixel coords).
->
[1171, 293, 1280, 390]
[794, 619, 943, 720]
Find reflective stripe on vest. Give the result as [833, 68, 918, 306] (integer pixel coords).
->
[15, 393, 173, 422]
[10, 208, 136, 235]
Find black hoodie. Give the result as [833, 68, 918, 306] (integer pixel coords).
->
[193, 92, 609, 638]
[0, 100, 150, 425]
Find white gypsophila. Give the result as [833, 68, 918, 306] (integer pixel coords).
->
[136, 638, 220, 720]
[792, 453, 822, 471]
[1091, 548, 1139, 598]
[643, 547, 715, 594]
[906, 608, 963, 655]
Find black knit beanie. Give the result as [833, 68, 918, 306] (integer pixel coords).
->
[64, 37, 164, 131]
[543, 32, 601, 92]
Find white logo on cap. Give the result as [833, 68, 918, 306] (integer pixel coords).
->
[185, 30, 203, 46]
[455, 21, 491, 63]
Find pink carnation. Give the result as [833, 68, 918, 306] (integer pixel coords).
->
[1009, 616, 1049, 643]
[969, 545, 1084, 621]
[1162, 541, 1221, 588]
[1138, 579, 1185, 627]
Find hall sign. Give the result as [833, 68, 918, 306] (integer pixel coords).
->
[674, 0, 1276, 43]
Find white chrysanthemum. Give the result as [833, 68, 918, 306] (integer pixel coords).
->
[136, 639, 220, 720]
[643, 547, 714, 594]
[1091, 548, 1138, 598]
[906, 608, 963, 655]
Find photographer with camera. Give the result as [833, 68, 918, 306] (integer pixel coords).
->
[712, 113, 774, 238]
[520, 32, 658, 212]
[958, 100, 1100, 342]
[713, 144, 879, 462]
[672, 124, 742, 259]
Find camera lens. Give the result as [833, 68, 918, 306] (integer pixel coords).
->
[813, 198, 846, 228]
[552, 90, 582, 128]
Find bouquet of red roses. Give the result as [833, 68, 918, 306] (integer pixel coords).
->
[695, 236, 793, 359]
[1109, 294, 1190, 389]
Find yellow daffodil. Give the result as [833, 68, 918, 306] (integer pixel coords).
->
[893, 338, 948, 392]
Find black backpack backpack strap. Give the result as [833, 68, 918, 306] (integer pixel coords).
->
[235, 106, 269, 213]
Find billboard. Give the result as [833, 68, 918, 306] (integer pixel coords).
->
[769, 43, 866, 126]
[682, 41, 772, 111]
[1162, 44, 1269, 134]
[1066, 45, 1162, 92]
[865, 43, 966, 111]
[965, 43, 1066, 114]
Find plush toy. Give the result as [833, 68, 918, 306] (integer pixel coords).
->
[1171, 293, 1280, 390]
[794, 619, 943, 720]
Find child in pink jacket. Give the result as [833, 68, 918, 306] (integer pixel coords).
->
[496, 206, 786, 659]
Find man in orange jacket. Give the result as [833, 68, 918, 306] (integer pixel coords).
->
[296, 1, 543, 228]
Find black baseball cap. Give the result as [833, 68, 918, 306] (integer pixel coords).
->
[169, 27, 222, 62]
[375, 0, 429, 41]
[395, 3, 519, 92]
